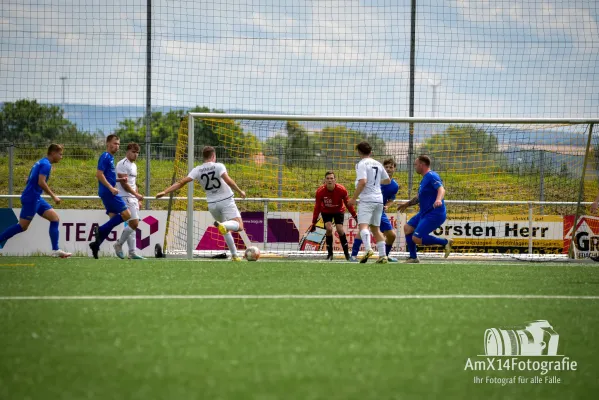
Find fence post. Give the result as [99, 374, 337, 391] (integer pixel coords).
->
[263, 200, 269, 251]
[528, 202, 533, 254]
[539, 150, 545, 214]
[569, 123, 595, 259]
[278, 145, 283, 211]
[8, 144, 14, 208]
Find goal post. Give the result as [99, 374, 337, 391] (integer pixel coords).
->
[164, 113, 599, 260]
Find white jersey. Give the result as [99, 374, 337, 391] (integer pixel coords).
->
[188, 162, 234, 203]
[116, 158, 138, 198]
[355, 157, 389, 203]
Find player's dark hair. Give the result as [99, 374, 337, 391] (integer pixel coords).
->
[127, 143, 140, 152]
[202, 146, 216, 160]
[47, 143, 63, 155]
[356, 141, 372, 155]
[325, 170, 335, 178]
[383, 158, 397, 167]
[106, 134, 119, 143]
[417, 155, 431, 166]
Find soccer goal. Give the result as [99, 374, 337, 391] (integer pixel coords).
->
[163, 113, 598, 261]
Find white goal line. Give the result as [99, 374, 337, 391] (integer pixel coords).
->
[0, 294, 598, 300]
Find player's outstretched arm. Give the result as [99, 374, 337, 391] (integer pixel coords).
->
[348, 179, 366, 207]
[398, 195, 419, 212]
[38, 174, 61, 204]
[96, 170, 119, 195]
[221, 173, 246, 198]
[118, 172, 143, 201]
[155, 177, 193, 199]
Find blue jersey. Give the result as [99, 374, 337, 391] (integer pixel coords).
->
[418, 171, 446, 215]
[381, 178, 399, 205]
[21, 157, 52, 200]
[97, 152, 117, 197]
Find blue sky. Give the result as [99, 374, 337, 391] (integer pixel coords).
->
[0, 0, 597, 117]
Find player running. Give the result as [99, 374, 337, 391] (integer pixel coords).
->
[310, 171, 358, 261]
[398, 155, 452, 263]
[0, 144, 71, 258]
[113, 143, 145, 260]
[350, 158, 399, 262]
[89, 134, 132, 259]
[155, 146, 247, 261]
[347, 141, 391, 264]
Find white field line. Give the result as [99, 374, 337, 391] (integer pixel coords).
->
[0, 294, 598, 300]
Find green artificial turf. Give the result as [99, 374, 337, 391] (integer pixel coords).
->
[1, 257, 598, 400]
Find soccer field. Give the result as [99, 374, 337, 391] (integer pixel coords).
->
[1, 257, 598, 400]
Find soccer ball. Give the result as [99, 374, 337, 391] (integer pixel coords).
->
[244, 246, 261, 261]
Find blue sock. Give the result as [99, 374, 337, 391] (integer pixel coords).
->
[0, 223, 24, 248]
[351, 238, 362, 257]
[385, 243, 392, 256]
[421, 235, 448, 247]
[98, 214, 124, 244]
[49, 221, 59, 251]
[405, 233, 417, 259]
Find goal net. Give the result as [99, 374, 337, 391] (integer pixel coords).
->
[164, 114, 599, 261]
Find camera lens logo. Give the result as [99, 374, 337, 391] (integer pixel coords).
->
[135, 216, 159, 250]
[484, 320, 559, 356]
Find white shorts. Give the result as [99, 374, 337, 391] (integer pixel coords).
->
[124, 197, 140, 221]
[357, 202, 383, 226]
[208, 196, 241, 222]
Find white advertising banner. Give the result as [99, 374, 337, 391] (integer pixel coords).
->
[0, 209, 167, 257]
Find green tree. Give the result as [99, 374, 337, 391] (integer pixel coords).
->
[417, 125, 504, 172]
[316, 125, 386, 170]
[0, 99, 92, 144]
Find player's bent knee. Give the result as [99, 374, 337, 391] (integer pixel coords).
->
[412, 236, 423, 245]
[404, 224, 414, 235]
[128, 219, 139, 229]
[121, 210, 131, 220]
[386, 230, 397, 241]
[19, 221, 31, 231]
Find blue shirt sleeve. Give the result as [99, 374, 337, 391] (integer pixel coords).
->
[39, 162, 51, 177]
[97, 154, 105, 171]
[430, 172, 443, 190]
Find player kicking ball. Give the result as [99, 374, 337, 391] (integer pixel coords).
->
[350, 158, 399, 262]
[113, 143, 145, 260]
[398, 155, 453, 263]
[155, 146, 247, 261]
[0, 144, 71, 258]
[310, 170, 357, 261]
[347, 141, 391, 264]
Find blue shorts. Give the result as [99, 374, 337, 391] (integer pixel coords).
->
[380, 212, 394, 232]
[20, 197, 53, 220]
[100, 194, 127, 215]
[408, 212, 446, 239]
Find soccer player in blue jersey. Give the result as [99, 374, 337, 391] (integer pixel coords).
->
[89, 134, 132, 259]
[350, 158, 399, 262]
[0, 144, 71, 257]
[398, 155, 452, 263]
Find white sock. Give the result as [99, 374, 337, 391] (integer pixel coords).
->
[360, 229, 371, 251]
[222, 220, 240, 232]
[223, 232, 238, 256]
[377, 241, 386, 257]
[118, 225, 135, 246]
[127, 230, 136, 254]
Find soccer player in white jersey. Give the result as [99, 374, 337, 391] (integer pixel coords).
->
[155, 146, 247, 261]
[113, 143, 145, 259]
[347, 141, 391, 264]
